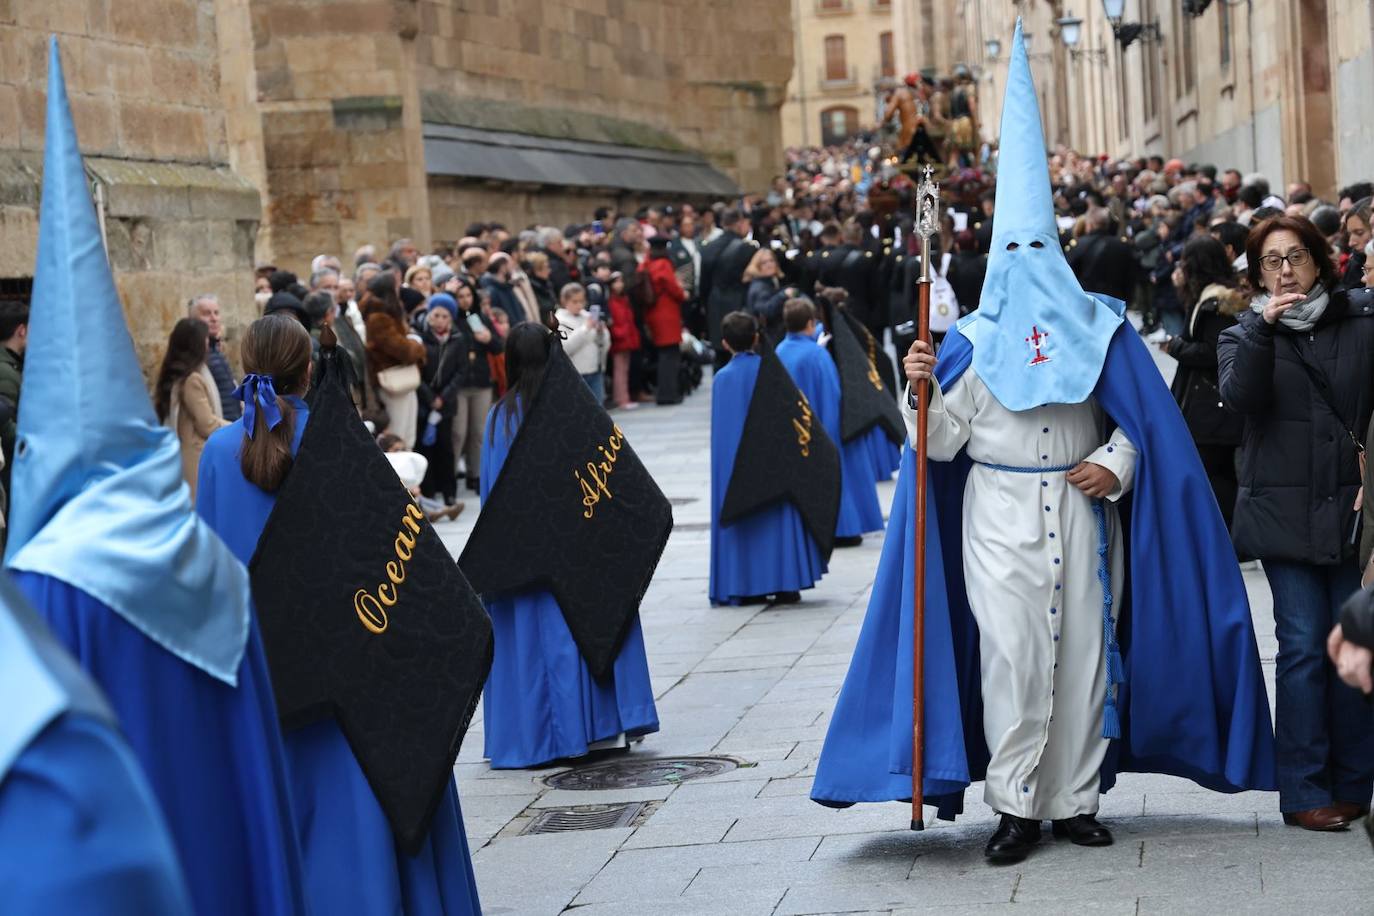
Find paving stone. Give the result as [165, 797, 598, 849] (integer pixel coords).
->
[473, 828, 632, 915]
[621, 816, 739, 849]
[773, 872, 1017, 914]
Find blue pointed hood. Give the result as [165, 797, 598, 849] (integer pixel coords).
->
[968, 19, 1123, 411]
[4, 38, 250, 685]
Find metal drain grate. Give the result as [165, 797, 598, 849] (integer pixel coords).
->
[668, 497, 699, 506]
[674, 521, 711, 532]
[543, 756, 740, 790]
[522, 803, 647, 835]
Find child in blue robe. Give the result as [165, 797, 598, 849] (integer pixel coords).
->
[197, 315, 482, 915]
[776, 299, 885, 544]
[710, 311, 828, 605]
[479, 322, 660, 768]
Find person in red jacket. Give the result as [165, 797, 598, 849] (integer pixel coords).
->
[641, 236, 687, 405]
[607, 272, 642, 410]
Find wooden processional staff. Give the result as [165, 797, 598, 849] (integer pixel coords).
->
[911, 166, 940, 832]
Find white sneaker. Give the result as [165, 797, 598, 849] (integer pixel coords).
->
[1144, 327, 1168, 344]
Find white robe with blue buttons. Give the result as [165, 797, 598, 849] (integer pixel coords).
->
[904, 367, 1137, 820]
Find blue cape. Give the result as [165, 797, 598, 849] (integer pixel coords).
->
[198, 402, 483, 915]
[777, 334, 884, 536]
[708, 352, 828, 604]
[478, 403, 659, 767]
[811, 324, 1276, 814]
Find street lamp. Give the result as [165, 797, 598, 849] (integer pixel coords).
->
[1056, 14, 1108, 62]
[1100, 0, 1162, 49]
[1021, 32, 1052, 61]
[985, 37, 1002, 60]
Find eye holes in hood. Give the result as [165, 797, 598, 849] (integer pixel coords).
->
[1005, 240, 1048, 251]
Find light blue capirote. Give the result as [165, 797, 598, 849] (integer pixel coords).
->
[4, 37, 250, 684]
[969, 18, 1124, 412]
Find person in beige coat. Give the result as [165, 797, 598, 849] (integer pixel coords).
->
[154, 317, 230, 501]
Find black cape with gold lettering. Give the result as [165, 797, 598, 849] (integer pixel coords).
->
[459, 342, 673, 680]
[250, 347, 493, 855]
[829, 306, 905, 444]
[719, 348, 841, 557]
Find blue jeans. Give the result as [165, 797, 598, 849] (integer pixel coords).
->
[580, 371, 604, 402]
[1264, 560, 1374, 812]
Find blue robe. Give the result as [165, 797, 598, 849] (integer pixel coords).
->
[479, 404, 660, 769]
[1, 715, 192, 913]
[709, 352, 828, 604]
[198, 399, 482, 916]
[1, 585, 191, 914]
[776, 333, 885, 537]
[855, 425, 902, 482]
[811, 325, 1276, 814]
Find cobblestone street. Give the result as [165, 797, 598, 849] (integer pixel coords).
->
[436, 353, 1374, 916]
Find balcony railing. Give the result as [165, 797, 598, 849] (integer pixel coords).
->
[819, 65, 859, 90]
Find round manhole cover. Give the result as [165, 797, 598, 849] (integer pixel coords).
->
[543, 756, 740, 790]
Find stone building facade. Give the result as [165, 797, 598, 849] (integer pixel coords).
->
[0, 0, 794, 373]
[965, 0, 1374, 200]
[0, 1, 260, 373]
[233, 0, 794, 273]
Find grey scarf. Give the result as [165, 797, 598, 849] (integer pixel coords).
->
[1251, 283, 1330, 332]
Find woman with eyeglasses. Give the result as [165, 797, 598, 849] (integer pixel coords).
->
[1218, 214, 1374, 832]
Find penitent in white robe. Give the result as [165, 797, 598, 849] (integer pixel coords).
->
[903, 367, 1137, 820]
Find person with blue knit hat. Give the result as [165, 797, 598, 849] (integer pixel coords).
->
[811, 19, 1275, 864]
[4, 38, 308, 914]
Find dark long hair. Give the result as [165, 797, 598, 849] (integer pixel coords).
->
[361, 269, 404, 320]
[239, 314, 313, 492]
[154, 318, 210, 422]
[1179, 235, 1236, 309]
[495, 321, 555, 437]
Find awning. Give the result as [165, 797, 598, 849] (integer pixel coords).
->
[422, 123, 738, 197]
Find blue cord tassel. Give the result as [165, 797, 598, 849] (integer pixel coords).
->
[1108, 647, 1125, 685]
[1102, 699, 1122, 740]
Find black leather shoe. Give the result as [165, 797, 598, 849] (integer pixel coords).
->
[1052, 814, 1113, 846]
[768, 591, 802, 606]
[985, 814, 1041, 864]
[834, 536, 864, 548]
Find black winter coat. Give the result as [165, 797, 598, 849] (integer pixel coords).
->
[1217, 287, 1374, 565]
[1067, 230, 1139, 303]
[1167, 283, 1245, 446]
[699, 231, 755, 347]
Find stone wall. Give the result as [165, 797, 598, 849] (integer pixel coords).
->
[414, 0, 793, 193]
[0, 1, 261, 379]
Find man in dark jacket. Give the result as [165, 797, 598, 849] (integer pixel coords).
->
[609, 219, 643, 280]
[0, 298, 26, 493]
[699, 209, 755, 365]
[188, 294, 241, 422]
[815, 221, 882, 339]
[1067, 208, 1139, 303]
[947, 230, 988, 313]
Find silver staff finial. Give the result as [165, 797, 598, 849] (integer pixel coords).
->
[916, 166, 940, 241]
